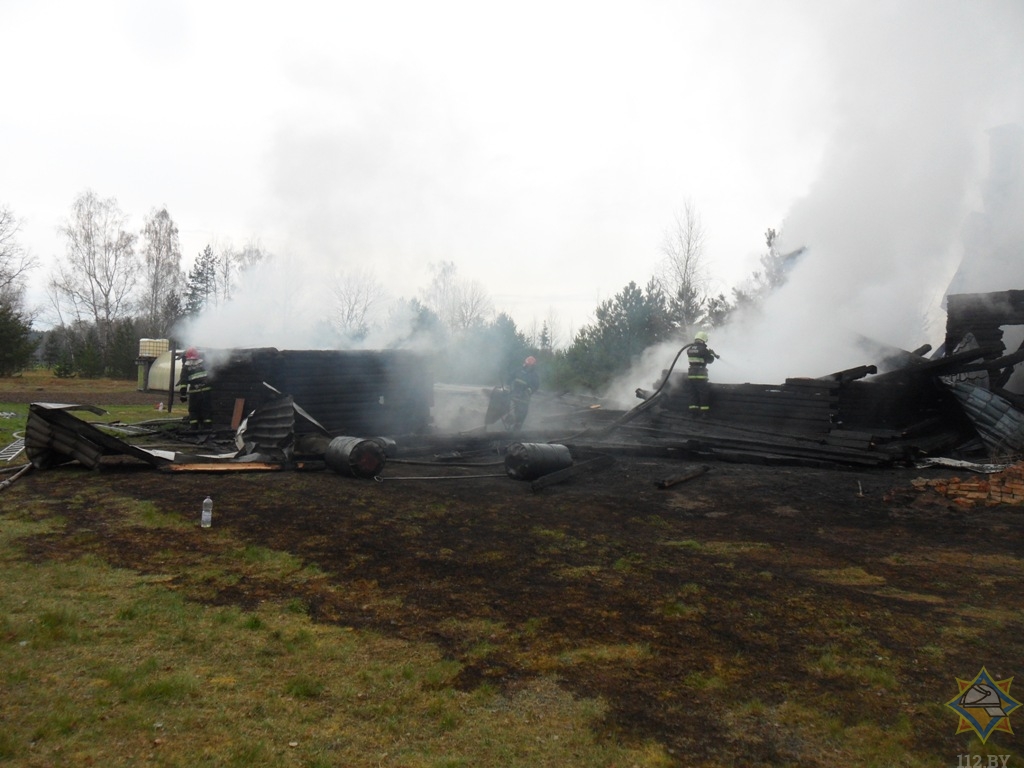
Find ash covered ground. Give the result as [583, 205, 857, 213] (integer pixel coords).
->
[5, 383, 1024, 764]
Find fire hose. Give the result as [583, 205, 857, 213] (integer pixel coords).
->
[374, 473, 508, 482]
[0, 463, 33, 492]
[388, 458, 504, 468]
[557, 341, 695, 442]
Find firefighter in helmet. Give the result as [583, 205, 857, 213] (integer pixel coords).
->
[505, 355, 540, 431]
[177, 347, 213, 430]
[687, 331, 719, 417]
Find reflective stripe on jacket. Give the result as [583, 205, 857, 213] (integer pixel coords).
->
[179, 365, 212, 394]
[687, 341, 715, 379]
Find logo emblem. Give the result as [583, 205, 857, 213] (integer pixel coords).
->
[946, 667, 1021, 743]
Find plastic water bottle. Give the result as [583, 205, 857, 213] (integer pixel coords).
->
[201, 496, 213, 528]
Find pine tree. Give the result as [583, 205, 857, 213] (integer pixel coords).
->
[183, 246, 219, 317]
[0, 300, 34, 376]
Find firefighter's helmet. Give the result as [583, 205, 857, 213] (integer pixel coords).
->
[694, 332, 709, 343]
[524, 356, 537, 367]
[185, 347, 200, 360]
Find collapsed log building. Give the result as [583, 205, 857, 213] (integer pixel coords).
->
[599, 289, 1024, 467]
[18, 290, 1024, 476]
[23, 349, 434, 473]
[202, 348, 433, 437]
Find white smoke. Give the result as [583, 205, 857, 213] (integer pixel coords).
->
[608, 0, 1024, 398]
[173, 251, 446, 353]
[175, 254, 341, 350]
[177, 0, 1024, 403]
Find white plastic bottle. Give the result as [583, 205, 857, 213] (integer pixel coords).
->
[201, 496, 213, 528]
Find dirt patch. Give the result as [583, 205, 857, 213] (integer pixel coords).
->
[10, 442, 1024, 765]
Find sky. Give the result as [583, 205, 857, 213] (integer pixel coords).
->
[3, 0, 1024, 382]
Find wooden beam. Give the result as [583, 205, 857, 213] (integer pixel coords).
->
[655, 464, 710, 489]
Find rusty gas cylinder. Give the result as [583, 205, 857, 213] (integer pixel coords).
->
[325, 436, 387, 478]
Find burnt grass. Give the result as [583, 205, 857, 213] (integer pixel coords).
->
[6, 391, 1024, 765]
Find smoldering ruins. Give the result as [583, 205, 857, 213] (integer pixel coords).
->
[12, 286, 1024, 508]
[15, 119, 1024, 499]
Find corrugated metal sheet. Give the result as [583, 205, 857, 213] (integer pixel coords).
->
[946, 381, 1024, 457]
[25, 403, 173, 470]
[234, 394, 297, 458]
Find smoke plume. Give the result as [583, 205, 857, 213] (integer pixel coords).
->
[605, 0, 1024, 405]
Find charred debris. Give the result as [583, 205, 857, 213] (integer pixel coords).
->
[18, 290, 1024, 486]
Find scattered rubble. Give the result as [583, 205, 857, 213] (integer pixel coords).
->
[14, 291, 1024, 504]
[892, 461, 1024, 509]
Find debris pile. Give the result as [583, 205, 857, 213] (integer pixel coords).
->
[13, 290, 1024, 488]
[904, 462, 1024, 508]
[605, 290, 1024, 468]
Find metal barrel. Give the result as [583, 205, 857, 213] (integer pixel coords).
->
[504, 442, 573, 481]
[325, 436, 387, 478]
[370, 436, 398, 457]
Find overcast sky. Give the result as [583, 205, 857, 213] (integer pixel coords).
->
[3, 0, 1023, 367]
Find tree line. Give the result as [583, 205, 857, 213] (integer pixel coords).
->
[0, 193, 795, 392]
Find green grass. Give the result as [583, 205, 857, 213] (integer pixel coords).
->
[0, 503, 667, 768]
[0, 402, 29, 463]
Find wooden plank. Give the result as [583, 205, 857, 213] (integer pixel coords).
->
[161, 463, 283, 472]
[655, 464, 710, 489]
[231, 398, 246, 429]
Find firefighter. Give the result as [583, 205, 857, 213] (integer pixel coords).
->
[505, 355, 540, 431]
[687, 331, 719, 417]
[177, 347, 213, 430]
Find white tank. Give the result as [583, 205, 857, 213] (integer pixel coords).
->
[145, 349, 185, 392]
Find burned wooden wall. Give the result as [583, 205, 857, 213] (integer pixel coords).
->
[207, 349, 433, 436]
[654, 378, 838, 436]
[645, 368, 972, 465]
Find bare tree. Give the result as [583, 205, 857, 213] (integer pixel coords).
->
[422, 261, 459, 329]
[451, 279, 493, 331]
[216, 237, 270, 303]
[236, 237, 269, 271]
[0, 204, 37, 307]
[422, 261, 493, 332]
[214, 245, 233, 305]
[331, 267, 386, 339]
[139, 207, 182, 335]
[544, 306, 563, 350]
[49, 190, 139, 363]
[659, 200, 709, 335]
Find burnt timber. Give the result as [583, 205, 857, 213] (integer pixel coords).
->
[944, 290, 1024, 358]
[608, 372, 966, 468]
[25, 289, 1024, 475]
[592, 290, 1024, 468]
